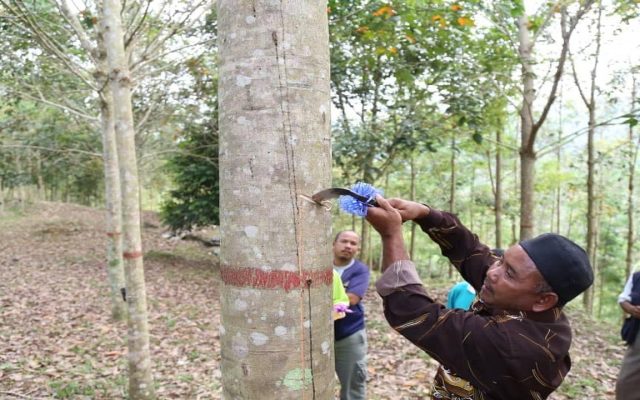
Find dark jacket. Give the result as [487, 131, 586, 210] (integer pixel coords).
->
[377, 209, 572, 400]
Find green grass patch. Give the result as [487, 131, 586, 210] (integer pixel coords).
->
[187, 349, 200, 361]
[145, 250, 183, 263]
[0, 362, 16, 371]
[48, 380, 96, 398]
[164, 315, 177, 329]
[69, 345, 86, 356]
[558, 377, 599, 397]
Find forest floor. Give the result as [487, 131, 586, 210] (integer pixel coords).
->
[0, 202, 626, 399]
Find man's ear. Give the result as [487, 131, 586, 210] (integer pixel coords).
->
[532, 292, 559, 312]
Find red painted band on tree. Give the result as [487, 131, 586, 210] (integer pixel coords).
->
[123, 251, 143, 259]
[220, 267, 333, 291]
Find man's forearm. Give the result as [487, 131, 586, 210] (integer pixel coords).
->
[621, 301, 640, 318]
[381, 233, 410, 272]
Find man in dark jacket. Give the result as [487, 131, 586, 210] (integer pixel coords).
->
[365, 196, 593, 400]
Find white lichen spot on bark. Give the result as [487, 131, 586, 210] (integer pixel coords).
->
[219, 325, 226, 336]
[281, 262, 296, 272]
[250, 332, 269, 346]
[235, 75, 252, 87]
[250, 246, 263, 259]
[234, 298, 248, 311]
[303, 320, 311, 329]
[321, 340, 330, 354]
[274, 326, 287, 336]
[243, 225, 258, 238]
[232, 333, 249, 358]
[260, 264, 272, 272]
[245, 15, 256, 24]
[237, 116, 250, 126]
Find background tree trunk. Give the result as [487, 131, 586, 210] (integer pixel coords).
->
[494, 127, 503, 250]
[409, 156, 417, 260]
[99, 83, 127, 321]
[517, 2, 593, 240]
[583, 107, 597, 312]
[96, 22, 126, 321]
[217, 1, 333, 398]
[555, 94, 563, 234]
[102, 1, 154, 398]
[626, 77, 638, 280]
[573, 2, 602, 313]
[518, 14, 536, 240]
[448, 136, 456, 277]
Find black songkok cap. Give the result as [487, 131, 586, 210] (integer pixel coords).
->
[519, 233, 593, 306]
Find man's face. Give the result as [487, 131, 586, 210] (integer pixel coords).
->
[479, 245, 549, 312]
[333, 231, 360, 263]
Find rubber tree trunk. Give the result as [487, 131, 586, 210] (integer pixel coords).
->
[217, 1, 333, 399]
[448, 136, 456, 277]
[583, 106, 596, 313]
[578, 2, 602, 313]
[494, 127, 503, 250]
[625, 77, 638, 280]
[409, 157, 417, 260]
[99, 82, 127, 321]
[102, 1, 155, 398]
[517, 15, 536, 240]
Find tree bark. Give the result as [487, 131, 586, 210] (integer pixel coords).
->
[583, 103, 596, 312]
[96, 21, 127, 322]
[573, 2, 602, 313]
[102, 0, 154, 398]
[495, 127, 503, 250]
[448, 136, 456, 277]
[626, 77, 638, 280]
[217, 1, 333, 398]
[518, 14, 536, 240]
[517, 2, 594, 240]
[100, 86, 127, 321]
[409, 156, 417, 260]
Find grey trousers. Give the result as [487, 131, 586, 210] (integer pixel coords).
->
[617, 328, 640, 400]
[335, 329, 367, 400]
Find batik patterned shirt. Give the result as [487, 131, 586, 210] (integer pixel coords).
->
[375, 209, 572, 400]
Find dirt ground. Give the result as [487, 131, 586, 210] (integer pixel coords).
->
[0, 202, 625, 399]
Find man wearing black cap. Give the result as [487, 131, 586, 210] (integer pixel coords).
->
[365, 196, 593, 400]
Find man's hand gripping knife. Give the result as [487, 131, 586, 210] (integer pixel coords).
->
[365, 195, 418, 270]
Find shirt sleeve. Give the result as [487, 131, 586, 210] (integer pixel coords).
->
[414, 208, 496, 291]
[618, 275, 635, 303]
[376, 274, 493, 388]
[375, 260, 423, 296]
[344, 261, 370, 299]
